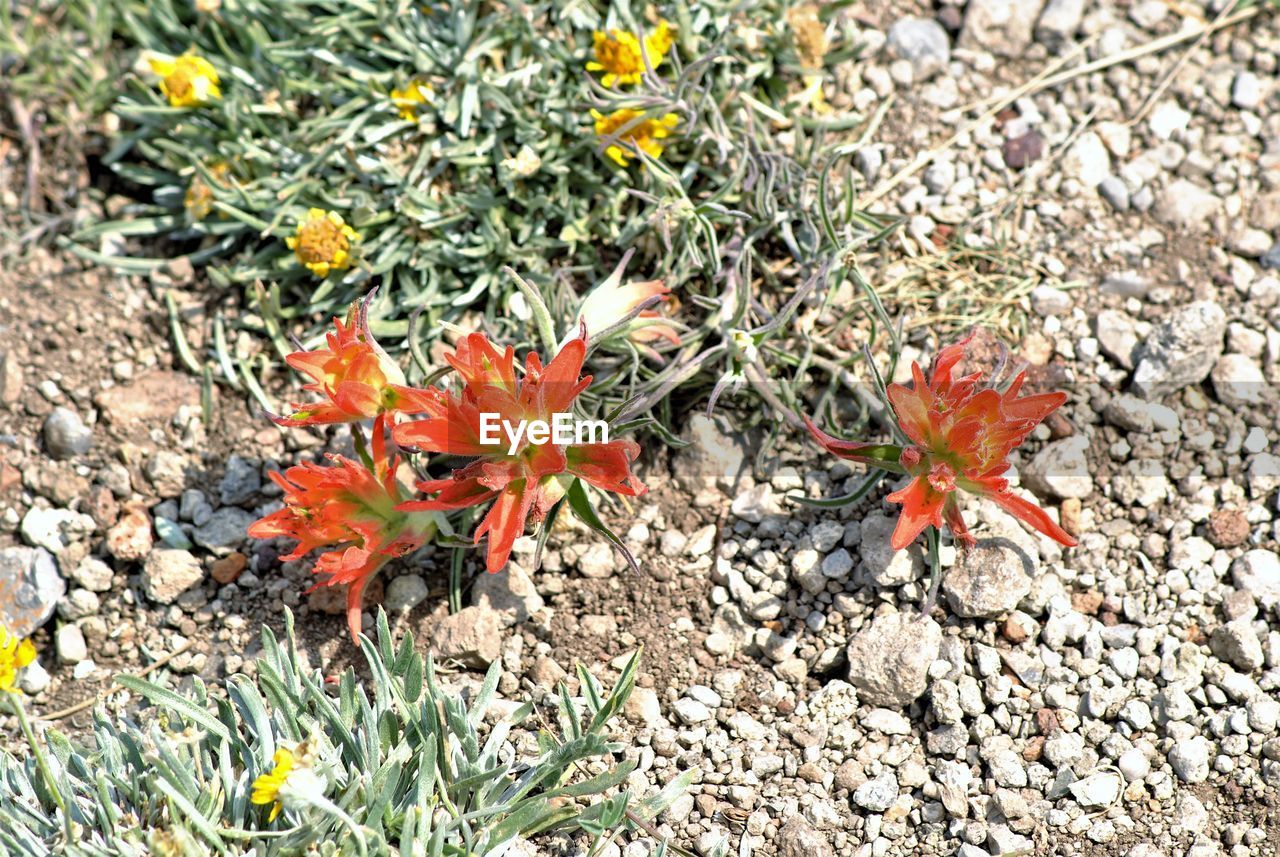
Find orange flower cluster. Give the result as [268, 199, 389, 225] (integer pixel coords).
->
[394, 332, 646, 573]
[806, 336, 1077, 552]
[253, 298, 644, 641]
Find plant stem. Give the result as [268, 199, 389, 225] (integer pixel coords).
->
[448, 546, 464, 615]
[316, 797, 367, 857]
[922, 527, 942, 616]
[10, 690, 73, 841]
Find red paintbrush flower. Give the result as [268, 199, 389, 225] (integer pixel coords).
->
[806, 335, 1077, 552]
[393, 330, 646, 574]
[248, 415, 440, 642]
[272, 299, 434, 427]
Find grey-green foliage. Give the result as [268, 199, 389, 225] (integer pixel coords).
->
[71, 0, 894, 429]
[0, 610, 690, 855]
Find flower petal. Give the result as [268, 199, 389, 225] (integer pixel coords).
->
[986, 489, 1078, 548]
[884, 476, 947, 550]
[475, 481, 535, 573]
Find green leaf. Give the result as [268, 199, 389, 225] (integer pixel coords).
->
[565, 479, 639, 576]
[787, 469, 887, 509]
[586, 647, 640, 735]
[116, 675, 231, 744]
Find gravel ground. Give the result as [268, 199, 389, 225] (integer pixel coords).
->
[5, 2, 1280, 855]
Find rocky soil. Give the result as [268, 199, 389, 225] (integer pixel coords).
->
[5, 1, 1280, 856]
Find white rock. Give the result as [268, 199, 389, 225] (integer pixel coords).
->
[20, 507, 96, 554]
[1044, 731, 1085, 767]
[1063, 132, 1110, 186]
[385, 575, 429, 612]
[1036, 0, 1084, 44]
[1131, 300, 1226, 397]
[1109, 647, 1140, 679]
[861, 708, 911, 735]
[860, 511, 924, 586]
[1148, 102, 1190, 140]
[1104, 394, 1179, 433]
[1069, 773, 1121, 808]
[728, 710, 769, 740]
[672, 698, 712, 725]
[56, 624, 88, 664]
[942, 540, 1033, 618]
[1118, 747, 1151, 782]
[1232, 550, 1280, 608]
[791, 549, 826, 594]
[577, 542, 617, 578]
[19, 659, 51, 694]
[1168, 736, 1211, 783]
[623, 687, 663, 725]
[821, 548, 854, 579]
[1129, 0, 1168, 28]
[472, 561, 544, 626]
[141, 549, 204, 605]
[1211, 619, 1265, 672]
[987, 750, 1028, 788]
[886, 17, 951, 81]
[1152, 179, 1219, 231]
[809, 520, 845, 552]
[1111, 459, 1171, 508]
[1232, 71, 1264, 110]
[1095, 309, 1146, 370]
[959, 0, 1044, 57]
[1023, 435, 1094, 499]
[70, 556, 114, 592]
[1211, 354, 1268, 407]
[853, 773, 899, 812]
[1030, 285, 1072, 316]
[845, 612, 941, 707]
[1247, 696, 1280, 734]
[730, 483, 781, 523]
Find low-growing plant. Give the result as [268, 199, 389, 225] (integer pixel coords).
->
[72, 0, 896, 434]
[0, 612, 691, 856]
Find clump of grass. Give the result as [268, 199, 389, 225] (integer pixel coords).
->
[870, 229, 1068, 343]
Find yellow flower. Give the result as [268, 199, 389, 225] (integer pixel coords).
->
[587, 19, 674, 87]
[286, 208, 361, 278]
[251, 748, 294, 822]
[148, 53, 221, 108]
[591, 108, 679, 167]
[0, 625, 37, 694]
[390, 80, 432, 121]
[184, 162, 231, 221]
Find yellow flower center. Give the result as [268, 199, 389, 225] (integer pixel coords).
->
[286, 209, 359, 277]
[296, 218, 348, 265]
[594, 30, 645, 77]
[150, 55, 221, 108]
[165, 69, 194, 101]
[786, 5, 827, 70]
